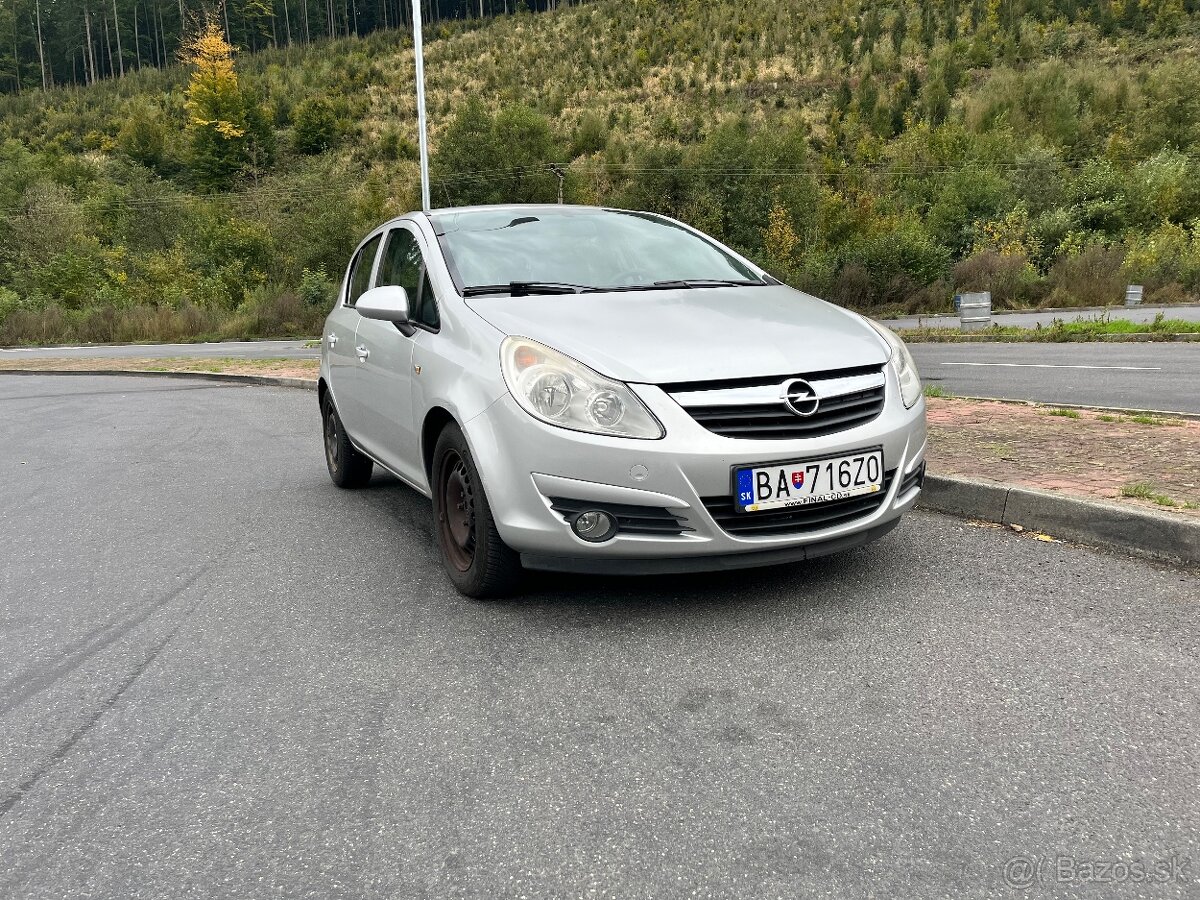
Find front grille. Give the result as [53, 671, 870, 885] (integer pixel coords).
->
[548, 497, 693, 536]
[685, 385, 886, 440]
[701, 470, 895, 537]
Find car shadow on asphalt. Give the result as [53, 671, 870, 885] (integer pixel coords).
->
[357, 473, 913, 618]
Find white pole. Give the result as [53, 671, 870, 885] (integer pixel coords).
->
[411, 1, 431, 212]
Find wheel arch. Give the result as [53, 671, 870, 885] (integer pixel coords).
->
[421, 406, 459, 485]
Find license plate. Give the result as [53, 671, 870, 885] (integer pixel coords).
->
[734, 449, 884, 513]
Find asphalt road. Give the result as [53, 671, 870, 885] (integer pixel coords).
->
[881, 303, 1200, 330]
[5, 337, 1199, 414]
[1, 375, 1196, 899]
[910, 342, 1200, 414]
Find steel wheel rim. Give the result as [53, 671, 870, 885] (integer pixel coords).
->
[323, 406, 340, 470]
[439, 451, 476, 572]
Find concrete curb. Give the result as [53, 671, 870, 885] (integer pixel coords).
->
[4, 368, 1196, 568]
[918, 475, 1200, 568]
[0, 368, 318, 391]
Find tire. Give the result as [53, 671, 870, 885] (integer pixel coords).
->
[431, 423, 522, 598]
[322, 394, 373, 489]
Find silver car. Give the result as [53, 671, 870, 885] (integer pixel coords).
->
[319, 205, 927, 597]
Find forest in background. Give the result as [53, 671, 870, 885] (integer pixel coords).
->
[0, 0, 578, 91]
[3, 0, 1200, 344]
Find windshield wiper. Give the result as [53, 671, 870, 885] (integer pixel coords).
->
[655, 279, 765, 288]
[461, 281, 594, 297]
[581, 279, 765, 293]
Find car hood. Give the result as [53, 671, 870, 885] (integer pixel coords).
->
[466, 285, 890, 384]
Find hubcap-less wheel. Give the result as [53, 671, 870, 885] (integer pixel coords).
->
[439, 451, 476, 572]
[321, 396, 372, 489]
[323, 406, 340, 470]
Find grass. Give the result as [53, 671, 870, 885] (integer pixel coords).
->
[923, 384, 953, 398]
[1120, 482, 1183, 507]
[1093, 411, 1185, 426]
[1044, 408, 1081, 419]
[897, 317, 1200, 343]
[1122, 413, 1183, 426]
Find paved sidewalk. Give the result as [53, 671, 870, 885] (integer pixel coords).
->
[926, 397, 1199, 517]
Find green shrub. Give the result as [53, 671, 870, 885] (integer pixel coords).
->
[300, 267, 336, 307]
[0, 286, 20, 323]
[292, 97, 340, 155]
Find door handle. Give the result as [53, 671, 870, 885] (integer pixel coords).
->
[356, 345, 369, 361]
[327, 332, 338, 348]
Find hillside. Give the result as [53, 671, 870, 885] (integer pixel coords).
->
[2, 0, 1200, 344]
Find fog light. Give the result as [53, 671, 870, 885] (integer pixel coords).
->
[572, 510, 616, 543]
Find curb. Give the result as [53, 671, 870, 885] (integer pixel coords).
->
[4, 368, 1196, 568]
[0, 368, 318, 391]
[917, 475, 1200, 568]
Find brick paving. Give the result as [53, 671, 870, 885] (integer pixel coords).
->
[926, 397, 1200, 517]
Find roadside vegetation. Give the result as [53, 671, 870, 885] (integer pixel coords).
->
[1120, 481, 1197, 508]
[897, 314, 1200, 342]
[5, 0, 1200, 344]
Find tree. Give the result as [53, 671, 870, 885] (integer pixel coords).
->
[181, 19, 271, 189]
[292, 96, 339, 153]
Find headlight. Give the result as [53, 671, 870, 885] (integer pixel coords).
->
[869, 322, 922, 409]
[500, 337, 665, 439]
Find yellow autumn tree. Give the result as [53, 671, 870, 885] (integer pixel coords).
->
[763, 199, 800, 273]
[182, 20, 255, 188]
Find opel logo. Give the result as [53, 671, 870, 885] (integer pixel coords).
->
[782, 378, 820, 417]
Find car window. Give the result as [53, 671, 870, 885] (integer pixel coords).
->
[379, 228, 422, 300]
[379, 227, 440, 331]
[346, 234, 382, 307]
[414, 271, 440, 330]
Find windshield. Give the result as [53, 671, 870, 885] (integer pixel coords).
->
[431, 208, 766, 295]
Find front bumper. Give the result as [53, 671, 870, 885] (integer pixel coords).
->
[462, 376, 927, 573]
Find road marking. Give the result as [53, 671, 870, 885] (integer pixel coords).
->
[940, 362, 1161, 371]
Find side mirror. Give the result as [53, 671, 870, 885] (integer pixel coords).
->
[357, 285, 411, 326]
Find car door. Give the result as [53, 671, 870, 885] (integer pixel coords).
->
[329, 232, 383, 437]
[351, 223, 440, 486]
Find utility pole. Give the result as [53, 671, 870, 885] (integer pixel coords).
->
[411, 0, 430, 211]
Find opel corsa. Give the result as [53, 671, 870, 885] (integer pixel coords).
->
[319, 206, 927, 597]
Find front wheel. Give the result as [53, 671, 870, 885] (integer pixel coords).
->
[431, 423, 522, 598]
